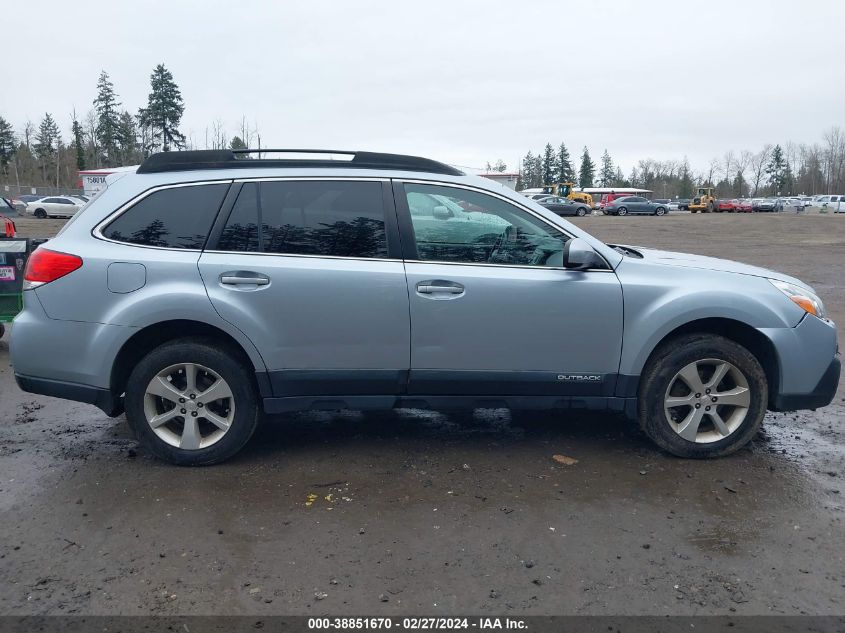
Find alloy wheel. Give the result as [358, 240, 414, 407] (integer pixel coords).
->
[663, 358, 751, 443]
[143, 363, 235, 450]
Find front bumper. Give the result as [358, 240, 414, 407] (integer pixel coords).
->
[772, 355, 841, 411]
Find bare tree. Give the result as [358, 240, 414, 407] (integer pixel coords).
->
[748, 145, 771, 196]
[823, 127, 844, 193]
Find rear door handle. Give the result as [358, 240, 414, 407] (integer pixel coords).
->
[416, 280, 465, 295]
[220, 272, 270, 286]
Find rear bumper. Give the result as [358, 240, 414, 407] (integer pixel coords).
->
[14, 373, 124, 416]
[772, 355, 841, 411]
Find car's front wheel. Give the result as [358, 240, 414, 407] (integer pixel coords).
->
[655, 207, 666, 216]
[576, 207, 586, 216]
[125, 338, 260, 465]
[638, 333, 767, 458]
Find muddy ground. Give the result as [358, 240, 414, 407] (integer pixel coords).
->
[0, 212, 842, 616]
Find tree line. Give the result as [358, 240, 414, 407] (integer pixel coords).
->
[515, 129, 845, 197]
[0, 65, 259, 191]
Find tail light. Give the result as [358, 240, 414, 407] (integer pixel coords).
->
[24, 248, 83, 289]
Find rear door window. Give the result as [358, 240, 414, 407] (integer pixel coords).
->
[103, 183, 229, 249]
[217, 180, 389, 259]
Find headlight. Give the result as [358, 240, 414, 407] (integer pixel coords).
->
[769, 279, 827, 319]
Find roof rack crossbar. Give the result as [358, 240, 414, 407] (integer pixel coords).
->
[136, 149, 464, 176]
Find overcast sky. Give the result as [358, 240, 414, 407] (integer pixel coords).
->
[3, 0, 843, 174]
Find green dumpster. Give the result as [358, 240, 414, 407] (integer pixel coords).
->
[0, 238, 31, 339]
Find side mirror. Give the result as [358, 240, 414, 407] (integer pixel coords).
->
[562, 238, 605, 271]
[432, 205, 453, 220]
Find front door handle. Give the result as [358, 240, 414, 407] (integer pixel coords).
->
[416, 280, 465, 295]
[220, 272, 270, 286]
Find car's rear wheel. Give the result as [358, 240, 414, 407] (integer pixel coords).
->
[617, 207, 628, 216]
[638, 333, 767, 458]
[125, 338, 260, 465]
[34, 209, 47, 219]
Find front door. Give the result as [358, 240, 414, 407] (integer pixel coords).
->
[199, 178, 410, 399]
[396, 181, 624, 399]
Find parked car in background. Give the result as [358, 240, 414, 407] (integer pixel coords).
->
[11, 148, 838, 465]
[521, 192, 552, 201]
[537, 195, 591, 217]
[1, 197, 18, 217]
[717, 199, 738, 212]
[4, 197, 27, 215]
[675, 198, 691, 211]
[736, 199, 753, 213]
[16, 195, 44, 204]
[24, 196, 83, 219]
[819, 195, 844, 213]
[599, 192, 636, 214]
[606, 196, 669, 216]
[775, 198, 803, 212]
[753, 199, 776, 212]
[68, 196, 91, 207]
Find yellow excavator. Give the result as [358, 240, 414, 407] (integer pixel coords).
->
[540, 182, 594, 206]
[689, 187, 718, 213]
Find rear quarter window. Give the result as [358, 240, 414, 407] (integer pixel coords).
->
[103, 183, 229, 249]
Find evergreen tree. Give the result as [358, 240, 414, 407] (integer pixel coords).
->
[521, 151, 536, 188]
[765, 144, 787, 194]
[679, 158, 694, 198]
[230, 136, 248, 151]
[578, 146, 595, 188]
[139, 64, 186, 152]
[0, 116, 16, 172]
[557, 142, 574, 182]
[71, 114, 86, 171]
[34, 113, 61, 180]
[541, 143, 557, 185]
[93, 70, 121, 166]
[530, 153, 543, 188]
[598, 149, 615, 186]
[115, 110, 139, 165]
[732, 169, 746, 197]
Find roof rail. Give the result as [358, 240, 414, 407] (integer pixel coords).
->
[136, 149, 464, 176]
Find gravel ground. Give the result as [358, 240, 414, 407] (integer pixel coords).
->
[0, 211, 842, 616]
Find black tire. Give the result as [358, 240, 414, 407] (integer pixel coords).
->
[654, 207, 666, 216]
[576, 207, 586, 217]
[124, 337, 260, 465]
[637, 333, 768, 458]
[707, 201, 715, 213]
[34, 208, 47, 219]
[0, 323, 5, 338]
[617, 207, 628, 216]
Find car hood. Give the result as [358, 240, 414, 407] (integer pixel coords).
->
[623, 246, 808, 288]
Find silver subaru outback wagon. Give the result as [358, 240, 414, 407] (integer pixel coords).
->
[11, 149, 840, 465]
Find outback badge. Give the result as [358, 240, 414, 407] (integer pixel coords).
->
[557, 374, 603, 382]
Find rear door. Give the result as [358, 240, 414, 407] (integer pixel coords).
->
[396, 180, 624, 400]
[199, 178, 410, 399]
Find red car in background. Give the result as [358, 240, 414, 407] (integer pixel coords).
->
[598, 192, 633, 214]
[735, 199, 753, 213]
[717, 199, 738, 212]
